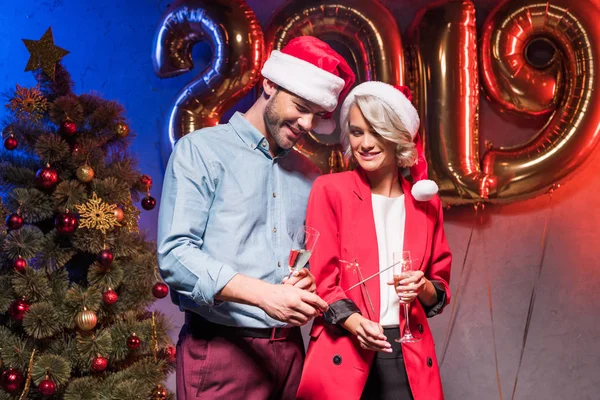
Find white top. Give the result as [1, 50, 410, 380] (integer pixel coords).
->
[371, 193, 405, 327]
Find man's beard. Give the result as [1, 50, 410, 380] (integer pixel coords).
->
[264, 93, 290, 150]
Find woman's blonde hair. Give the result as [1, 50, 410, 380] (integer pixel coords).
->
[340, 94, 417, 168]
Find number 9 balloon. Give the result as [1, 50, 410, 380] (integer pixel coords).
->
[480, 0, 600, 203]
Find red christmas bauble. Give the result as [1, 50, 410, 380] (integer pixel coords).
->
[36, 166, 59, 189]
[162, 345, 176, 364]
[127, 333, 141, 349]
[140, 174, 153, 189]
[91, 355, 108, 372]
[4, 136, 18, 150]
[55, 212, 78, 235]
[6, 213, 23, 230]
[0, 368, 24, 394]
[103, 288, 118, 305]
[141, 195, 156, 210]
[152, 282, 169, 299]
[97, 249, 114, 267]
[9, 298, 30, 321]
[38, 378, 56, 396]
[62, 120, 77, 136]
[12, 257, 27, 273]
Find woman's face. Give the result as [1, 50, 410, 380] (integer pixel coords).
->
[348, 104, 397, 173]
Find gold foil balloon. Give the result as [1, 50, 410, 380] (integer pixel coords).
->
[152, 0, 264, 150]
[263, 0, 404, 173]
[480, 0, 600, 202]
[407, 0, 493, 205]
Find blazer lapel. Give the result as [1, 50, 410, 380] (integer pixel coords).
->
[401, 177, 428, 271]
[350, 169, 381, 321]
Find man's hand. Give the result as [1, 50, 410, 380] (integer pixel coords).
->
[282, 268, 316, 293]
[342, 313, 392, 353]
[258, 284, 328, 326]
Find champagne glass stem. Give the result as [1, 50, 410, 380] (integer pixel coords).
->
[403, 303, 411, 336]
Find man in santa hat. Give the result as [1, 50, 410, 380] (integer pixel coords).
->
[157, 36, 355, 399]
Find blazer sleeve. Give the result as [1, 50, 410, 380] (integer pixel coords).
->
[423, 197, 452, 317]
[306, 178, 352, 308]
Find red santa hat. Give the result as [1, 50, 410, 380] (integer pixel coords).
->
[339, 81, 439, 202]
[261, 36, 355, 134]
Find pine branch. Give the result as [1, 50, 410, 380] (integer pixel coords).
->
[75, 329, 111, 363]
[34, 133, 70, 164]
[12, 268, 52, 303]
[48, 95, 84, 125]
[0, 162, 37, 191]
[36, 63, 74, 101]
[0, 328, 34, 371]
[52, 180, 87, 211]
[3, 225, 45, 260]
[47, 336, 87, 373]
[0, 276, 16, 313]
[91, 178, 131, 205]
[8, 188, 55, 223]
[31, 353, 71, 386]
[63, 377, 99, 400]
[23, 301, 64, 338]
[37, 231, 77, 271]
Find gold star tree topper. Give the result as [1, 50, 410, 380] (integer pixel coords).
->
[22, 27, 69, 80]
[75, 193, 121, 234]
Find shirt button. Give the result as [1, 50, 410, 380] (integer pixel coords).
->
[277, 261, 281, 267]
[251, 144, 255, 149]
[273, 227, 277, 233]
[262, 142, 267, 148]
[272, 192, 277, 198]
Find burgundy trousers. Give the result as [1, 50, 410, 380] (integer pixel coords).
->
[176, 316, 305, 399]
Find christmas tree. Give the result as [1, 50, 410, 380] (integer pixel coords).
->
[0, 29, 174, 400]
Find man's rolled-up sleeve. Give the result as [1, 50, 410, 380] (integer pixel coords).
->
[157, 136, 237, 306]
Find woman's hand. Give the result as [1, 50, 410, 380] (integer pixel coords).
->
[388, 271, 438, 306]
[388, 270, 427, 304]
[342, 313, 392, 353]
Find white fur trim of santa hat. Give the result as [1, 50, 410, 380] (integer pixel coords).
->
[261, 50, 346, 113]
[340, 81, 420, 139]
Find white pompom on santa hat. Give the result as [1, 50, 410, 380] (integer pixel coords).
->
[340, 81, 439, 202]
[261, 36, 355, 135]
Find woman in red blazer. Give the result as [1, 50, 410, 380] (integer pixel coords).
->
[297, 82, 452, 400]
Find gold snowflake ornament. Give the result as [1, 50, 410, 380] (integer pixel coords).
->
[75, 193, 121, 234]
[6, 84, 48, 121]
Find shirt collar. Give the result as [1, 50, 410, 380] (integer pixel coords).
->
[229, 112, 291, 158]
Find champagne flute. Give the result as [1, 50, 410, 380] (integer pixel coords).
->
[393, 251, 421, 343]
[287, 226, 319, 277]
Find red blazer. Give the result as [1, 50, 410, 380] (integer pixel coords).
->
[297, 169, 452, 400]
